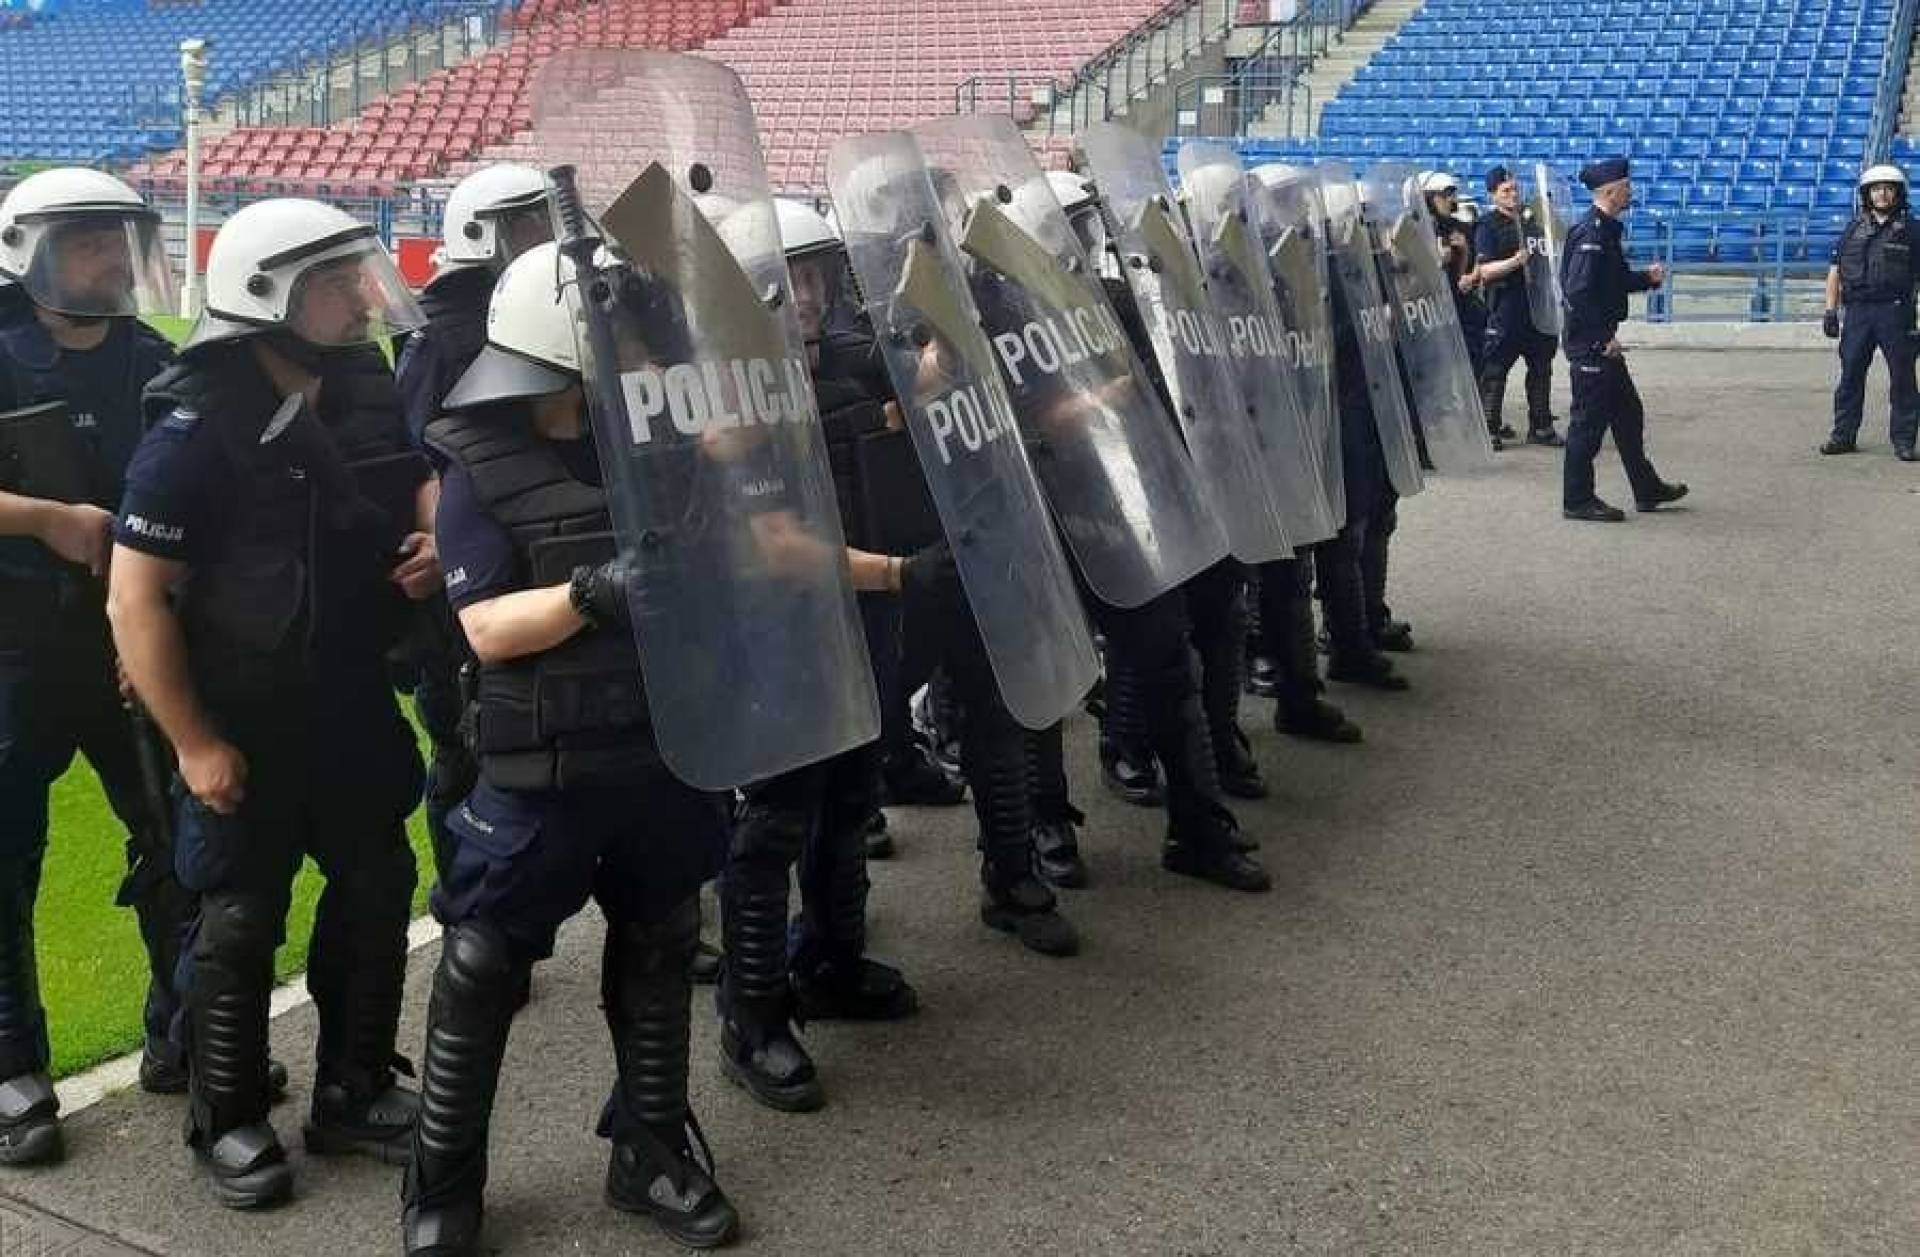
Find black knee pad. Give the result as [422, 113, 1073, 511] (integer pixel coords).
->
[196, 889, 283, 970]
[727, 803, 809, 867]
[436, 922, 520, 1006]
[613, 896, 701, 977]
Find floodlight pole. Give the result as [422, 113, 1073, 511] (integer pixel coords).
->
[179, 38, 208, 319]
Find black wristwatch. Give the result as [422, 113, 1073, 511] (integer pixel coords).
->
[568, 564, 601, 629]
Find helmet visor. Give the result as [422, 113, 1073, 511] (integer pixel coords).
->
[787, 243, 856, 344]
[478, 202, 555, 265]
[284, 239, 426, 347]
[20, 212, 176, 318]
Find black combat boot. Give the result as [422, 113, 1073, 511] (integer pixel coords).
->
[1139, 654, 1272, 891]
[184, 890, 292, 1208]
[971, 720, 1076, 955]
[1097, 657, 1162, 807]
[1479, 371, 1512, 445]
[880, 739, 966, 806]
[1027, 724, 1088, 889]
[1358, 512, 1413, 654]
[604, 899, 740, 1250]
[402, 925, 526, 1257]
[1523, 364, 1559, 444]
[1320, 530, 1409, 692]
[304, 861, 420, 1166]
[1273, 553, 1365, 742]
[718, 808, 822, 1112]
[0, 862, 58, 1167]
[1196, 585, 1266, 800]
[791, 789, 917, 1023]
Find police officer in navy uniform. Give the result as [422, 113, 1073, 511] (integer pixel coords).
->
[1056, 172, 1268, 806]
[393, 165, 552, 883]
[1422, 171, 1489, 383]
[401, 243, 737, 1255]
[1476, 166, 1564, 448]
[0, 169, 193, 1164]
[1321, 206, 1411, 693]
[710, 200, 918, 1115]
[108, 200, 436, 1206]
[1559, 157, 1689, 522]
[1820, 164, 1919, 460]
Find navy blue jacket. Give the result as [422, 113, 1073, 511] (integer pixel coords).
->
[1560, 207, 1656, 349]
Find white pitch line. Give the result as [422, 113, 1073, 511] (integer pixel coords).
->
[56, 916, 444, 1116]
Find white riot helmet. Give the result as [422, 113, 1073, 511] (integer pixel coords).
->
[1859, 163, 1909, 211]
[774, 197, 850, 343]
[441, 164, 552, 269]
[187, 198, 425, 351]
[773, 197, 838, 261]
[1249, 163, 1306, 188]
[1420, 170, 1460, 197]
[1179, 159, 1253, 225]
[1046, 170, 1095, 216]
[0, 167, 175, 318]
[443, 242, 580, 410]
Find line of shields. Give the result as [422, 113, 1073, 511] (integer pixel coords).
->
[512, 46, 1542, 795]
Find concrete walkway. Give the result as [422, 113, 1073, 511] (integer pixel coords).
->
[2, 349, 1914, 1256]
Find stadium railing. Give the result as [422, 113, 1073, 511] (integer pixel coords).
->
[1166, 0, 1364, 140]
[956, 0, 1239, 137]
[1867, 0, 1919, 162]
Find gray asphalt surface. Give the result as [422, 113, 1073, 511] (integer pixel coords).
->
[2, 349, 1915, 1256]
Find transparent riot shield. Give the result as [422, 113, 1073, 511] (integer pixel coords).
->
[1526, 161, 1571, 337]
[1318, 161, 1425, 499]
[1249, 165, 1346, 524]
[1176, 142, 1340, 547]
[534, 49, 878, 790]
[912, 114, 1227, 609]
[826, 131, 1099, 730]
[1076, 123, 1292, 563]
[1359, 162, 1496, 474]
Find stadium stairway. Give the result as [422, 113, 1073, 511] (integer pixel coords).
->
[1246, 0, 1422, 138]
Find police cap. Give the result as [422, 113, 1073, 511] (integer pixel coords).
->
[1579, 157, 1631, 189]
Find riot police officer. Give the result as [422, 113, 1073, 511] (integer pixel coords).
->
[1055, 171, 1267, 804]
[401, 243, 737, 1254]
[712, 200, 918, 1114]
[1422, 171, 1488, 383]
[1324, 363, 1410, 692]
[971, 167, 1265, 889]
[1560, 157, 1689, 522]
[1476, 166, 1564, 447]
[0, 168, 189, 1164]
[394, 164, 551, 882]
[1820, 164, 1919, 459]
[108, 200, 434, 1205]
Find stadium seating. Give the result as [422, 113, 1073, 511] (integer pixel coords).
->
[0, 0, 466, 163]
[141, 0, 1186, 196]
[469, 0, 1189, 193]
[135, 0, 775, 195]
[1222, 0, 1899, 264]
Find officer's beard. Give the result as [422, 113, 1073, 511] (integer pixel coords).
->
[263, 329, 339, 373]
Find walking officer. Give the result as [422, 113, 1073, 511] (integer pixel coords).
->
[1559, 157, 1689, 522]
[401, 242, 738, 1255]
[1476, 165, 1564, 447]
[108, 199, 436, 1205]
[0, 168, 191, 1163]
[1820, 164, 1919, 460]
[393, 164, 552, 882]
